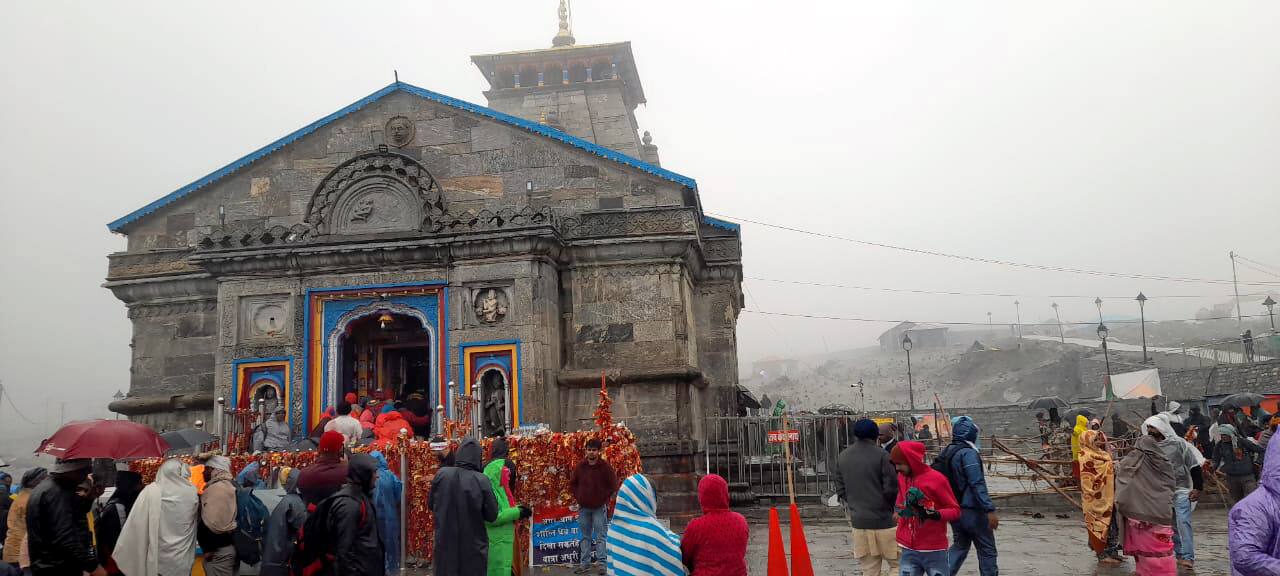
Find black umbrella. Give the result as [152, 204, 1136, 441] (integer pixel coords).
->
[1026, 396, 1069, 410]
[1061, 407, 1098, 421]
[1219, 393, 1267, 410]
[159, 428, 216, 451]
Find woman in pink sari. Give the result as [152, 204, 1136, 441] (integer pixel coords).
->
[1116, 434, 1177, 575]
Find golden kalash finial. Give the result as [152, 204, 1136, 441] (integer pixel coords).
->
[552, 0, 576, 47]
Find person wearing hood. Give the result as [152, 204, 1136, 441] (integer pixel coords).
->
[94, 470, 142, 574]
[4, 468, 46, 564]
[1142, 414, 1204, 570]
[322, 453, 384, 576]
[832, 418, 898, 576]
[369, 451, 404, 575]
[889, 441, 960, 576]
[113, 459, 200, 576]
[482, 440, 530, 576]
[373, 410, 410, 447]
[236, 461, 267, 489]
[430, 437, 499, 576]
[935, 417, 998, 576]
[298, 431, 349, 505]
[197, 456, 238, 576]
[680, 474, 747, 576]
[1214, 424, 1264, 506]
[260, 468, 306, 576]
[606, 474, 683, 576]
[1071, 414, 1089, 481]
[1116, 434, 1177, 574]
[1228, 433, 1280, 574]
[27, 458, 104, 576]
[359, 399, 380, 431]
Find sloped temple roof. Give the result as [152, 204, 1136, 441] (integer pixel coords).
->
[107, 81, 703, 233]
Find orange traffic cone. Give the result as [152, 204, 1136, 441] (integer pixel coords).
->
[767, 506, 789, 576]
[789, 503, 815, 576]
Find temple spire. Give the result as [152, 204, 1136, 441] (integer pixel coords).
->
[552, 0, 575, 47]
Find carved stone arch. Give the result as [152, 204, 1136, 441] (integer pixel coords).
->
[304, 150, 446, 235]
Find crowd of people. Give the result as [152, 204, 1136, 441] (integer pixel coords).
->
[4, 397, 1278, 575]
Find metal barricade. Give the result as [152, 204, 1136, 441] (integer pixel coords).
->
[704, 415, 855, 500]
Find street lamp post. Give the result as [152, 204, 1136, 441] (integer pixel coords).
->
[1265, 296, 1277, 333]
[1136, 292, 1149, 363]
[112, 390, 125, 420]
[1095, 297, 1104, 323]
[852, 379, 866, 415]
[902, 333, 915, 410]
[1014, 300, 1023, 348]
[1051, 302, 1065, 343]
[1098, 323, 1112, 398]
[986, 312, 993, 339]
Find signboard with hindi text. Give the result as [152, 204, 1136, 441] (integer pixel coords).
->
[530, 506, 581, 566]
[767, 429, 800, 443]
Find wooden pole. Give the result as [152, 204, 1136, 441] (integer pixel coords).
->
[992, 437, 1081, 509]
[782, 412, 796, 505]
[933, 393, 952, 442]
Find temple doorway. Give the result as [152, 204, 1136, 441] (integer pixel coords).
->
[338, 311, 430, 404]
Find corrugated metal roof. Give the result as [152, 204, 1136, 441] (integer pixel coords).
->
[107, 81, 698, 233]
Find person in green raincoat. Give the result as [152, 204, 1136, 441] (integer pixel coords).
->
[484, 437, 532, 576]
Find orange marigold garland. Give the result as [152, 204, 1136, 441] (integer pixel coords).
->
[130, 388, 642, 563]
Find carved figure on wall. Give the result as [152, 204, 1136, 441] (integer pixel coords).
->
[481, 369, 507, 436]
[474, 288, 508, 324]
[350, 197, 375, 222]
[252, 382, 280, 414]
[386, 116, 415, 148]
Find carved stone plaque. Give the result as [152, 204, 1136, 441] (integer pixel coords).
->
[334, 183, 418, 235]
[386, 116, 415, 148]
[472, 287, 509, 324]
[239, 294, 292, 341]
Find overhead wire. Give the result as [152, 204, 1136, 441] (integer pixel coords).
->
[1236, 254, 1280, 275]
[1235, 257, 1280, 280]
[708, 211, 1280, 287]
[742, 309, 1271, 327]
[743, 276, 1263, 300]
[1, 387, 40, 426]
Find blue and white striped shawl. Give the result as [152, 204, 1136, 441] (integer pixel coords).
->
[606, 474, 686, 575]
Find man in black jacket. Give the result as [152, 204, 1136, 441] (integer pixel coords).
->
[834, 419, 900, 576]
[94, 470, 142, 574]
[429, 437, 499, 575]
[26, 458, 105, 576]
[325, 454, 384, 576]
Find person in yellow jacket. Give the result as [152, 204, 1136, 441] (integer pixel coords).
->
[3, 468, 47, 563]
[1071, 414, 1089, 482]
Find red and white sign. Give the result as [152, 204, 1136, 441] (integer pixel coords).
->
[767, 429, 800, 444]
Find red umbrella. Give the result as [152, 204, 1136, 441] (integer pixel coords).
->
[35, 419, 170, 460]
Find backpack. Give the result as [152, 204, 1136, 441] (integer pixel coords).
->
[930, 444, 971, 502]
[233, 487, 270, 566]
[292, 492, 368, 576]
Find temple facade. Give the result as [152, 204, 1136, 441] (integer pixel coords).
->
[104, 9, 743, 478]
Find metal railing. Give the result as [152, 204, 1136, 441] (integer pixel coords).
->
[704, 415, 862, 500]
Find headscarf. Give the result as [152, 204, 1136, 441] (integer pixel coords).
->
[205, 455, 231, 473]
[853, 419, 879, 440]
[1071, 415, 1088, 461]
[113, 459, 200, 576]
[1115, 435, 1175, 526]
[1217, 423, 1239, 448]
[606, 474, 683, 576]
[1078, 430, 1115, 552]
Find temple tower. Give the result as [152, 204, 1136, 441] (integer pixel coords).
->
[470, 0, 649, 159]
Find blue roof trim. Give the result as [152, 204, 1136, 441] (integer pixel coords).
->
[107, 81, 697, 233]
[703, 215, 740, 232]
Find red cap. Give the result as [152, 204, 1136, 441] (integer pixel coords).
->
[319, 431, 345, 453]
[344, 392, 358, 405]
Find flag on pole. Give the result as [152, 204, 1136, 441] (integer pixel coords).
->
[772, 399, 787, 417]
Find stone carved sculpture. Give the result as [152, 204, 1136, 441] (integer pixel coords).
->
[474, 288, 508, 324]
[385, 116, 415, 148]
[305, 151, 445, 235]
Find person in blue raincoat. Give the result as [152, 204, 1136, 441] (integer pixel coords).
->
[369, 451, 403, 574]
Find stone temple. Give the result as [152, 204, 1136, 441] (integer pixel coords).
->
[104, 9, 743, 486]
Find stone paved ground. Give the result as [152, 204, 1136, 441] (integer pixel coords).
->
[411, 507, 1229, 575]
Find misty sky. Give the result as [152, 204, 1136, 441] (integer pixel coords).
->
[2, 1, 1279, 428]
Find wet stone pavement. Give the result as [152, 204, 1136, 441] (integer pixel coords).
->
[413, 507, 1230, 575]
